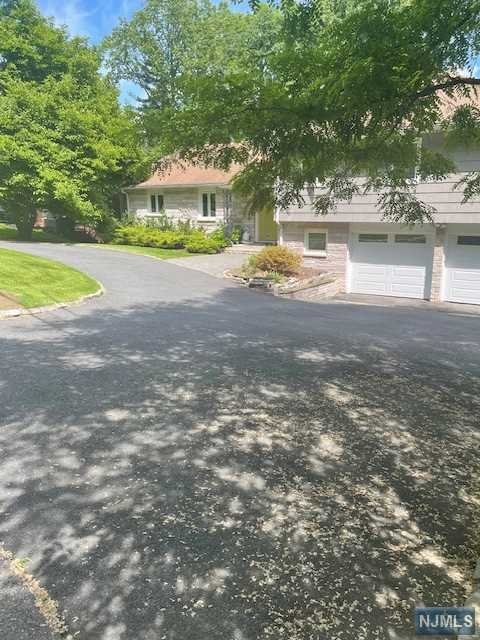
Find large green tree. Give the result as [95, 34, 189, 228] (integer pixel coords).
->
[0, 0, 145, 239]
[103, 0, 281, 154]
[112, 0, 480, 223]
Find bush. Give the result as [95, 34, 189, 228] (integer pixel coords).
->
[112, 221, 227, 254]
[185, 237, 223, 254]
[255, 245, 302, 276]
[209, 224, 231, 248]
[113, 225, 186, 249]
[240, 255, 258, 278]
[266, 271, 284, 284]
[230, 225, 243, 244]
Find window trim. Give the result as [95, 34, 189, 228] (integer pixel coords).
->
[149, 193, 164, 214]
[358, 233, 389, 244]
[304, 228, 328, 257]
[457, 235, 480, 246]
[394, 233, 427, 244]
[200, 191, 217, 218]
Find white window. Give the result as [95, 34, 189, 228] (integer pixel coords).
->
[395, 234, 426, 244]
[458, 235, 480, 246]
[150, 194, 164, 213]
[359, 233, 388, 243]
[304, 229, 327, 256]
[201, 192, 216, 217]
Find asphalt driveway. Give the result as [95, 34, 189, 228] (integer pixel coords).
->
[1, 242, 479, 640]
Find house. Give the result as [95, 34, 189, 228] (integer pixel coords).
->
[276, 93, 480, 306]
[125, 162, 278, 244]
[126, 99, 480, 306]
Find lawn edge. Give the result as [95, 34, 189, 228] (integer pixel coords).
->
[76, 242, 194, 261]
[0, 281, 105, 320]
[0, 543, 73, 638]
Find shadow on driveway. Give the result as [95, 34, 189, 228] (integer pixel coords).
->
[0, 284, 479, 640]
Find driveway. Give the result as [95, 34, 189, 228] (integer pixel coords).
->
[1, 242, 479, 640]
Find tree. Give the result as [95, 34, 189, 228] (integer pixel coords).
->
[121, 0, 480, 223]
[103, 0, 281, 152]
[0, 0, 146, 239]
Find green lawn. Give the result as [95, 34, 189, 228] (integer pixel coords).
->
[83, 243, 192, 260]
[0, 223, 62, 243]
[0, 248, 100, 308]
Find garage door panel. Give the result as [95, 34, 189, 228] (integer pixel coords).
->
[350, 233, 431, 299]
[444, 236, 480, 305]
[391, 266, 426, 279]
[391, 283, 426, 297]
[449, 269, 480, 283]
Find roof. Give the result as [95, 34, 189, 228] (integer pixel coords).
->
[130, 162, 241, 189]
[438, 88, 480, 118]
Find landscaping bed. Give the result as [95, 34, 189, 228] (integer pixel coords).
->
[225, 246, 339, 300]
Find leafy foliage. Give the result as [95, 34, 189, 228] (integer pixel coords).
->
[113, 223, 224, 253]
[255, 245, 302, 276]
[113, 0, 480, 223]
[0, 0, 146, 239]
[184, 237, 222, 254]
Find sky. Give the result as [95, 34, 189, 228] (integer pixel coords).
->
[36, 0, 250, 103]
[37, 0, 250, 43]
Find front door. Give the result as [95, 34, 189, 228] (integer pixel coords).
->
[256, 207, 278, 243]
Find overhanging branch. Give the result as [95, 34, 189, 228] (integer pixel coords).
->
[416, 76, 480, 99]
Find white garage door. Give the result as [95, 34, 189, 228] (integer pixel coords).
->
[350, 230, 433, 299]
[444, 234, 480, 304]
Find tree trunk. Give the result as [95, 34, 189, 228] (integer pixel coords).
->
[15, 208, 37, 240]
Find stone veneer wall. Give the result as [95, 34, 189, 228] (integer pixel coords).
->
[281, 222, 349, 292]
[430, 226, 446, 302]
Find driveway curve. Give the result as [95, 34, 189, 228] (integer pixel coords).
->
[1, 242, 479, 640]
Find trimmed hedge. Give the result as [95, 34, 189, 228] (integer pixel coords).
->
[185, 237, 222, 254]
[112, 225, 224, 254]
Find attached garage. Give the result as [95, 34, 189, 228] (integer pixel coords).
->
[348, 225, 434, 300]
[444, 229, 480, 305]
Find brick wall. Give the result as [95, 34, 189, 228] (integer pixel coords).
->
[281, 222, 349, 292]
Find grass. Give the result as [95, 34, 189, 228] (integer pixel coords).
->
[0, 223, 201, 260]
[83, 243, 192, 260]
[0, 223, 63, 243]
[0, 248, 100, 308]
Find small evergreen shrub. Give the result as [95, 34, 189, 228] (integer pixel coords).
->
[113, 226, 186, 248]
[185, 237, 222, 254]
[255, 245, 302, 276]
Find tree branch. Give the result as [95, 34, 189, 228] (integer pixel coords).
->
[416, 76, 480, 99]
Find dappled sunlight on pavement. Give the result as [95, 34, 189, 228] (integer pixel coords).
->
[0, 244, 479, 640]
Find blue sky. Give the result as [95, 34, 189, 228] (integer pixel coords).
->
[36, 0, 250, 103]
[37, 0, 250, 43]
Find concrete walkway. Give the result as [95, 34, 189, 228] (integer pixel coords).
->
[168, 251, 247, 278]
[1, 241, 479, 640]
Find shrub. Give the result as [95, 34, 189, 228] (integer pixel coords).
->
[185, 237, 222, 254]
[240, 255, 258, 278]
[266, 271, 284, 284]
[113, 225, 186, 248]
[209, 224, 231, 248]
[255, 245, 302, 276]
[144, 214, 174, 231]
[230, 225, 243, 244]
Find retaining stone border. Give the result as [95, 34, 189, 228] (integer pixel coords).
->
[0, 283, 105, 320]
[273, 272, 339, 301]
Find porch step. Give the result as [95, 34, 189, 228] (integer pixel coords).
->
[225, 243, 273, 254]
